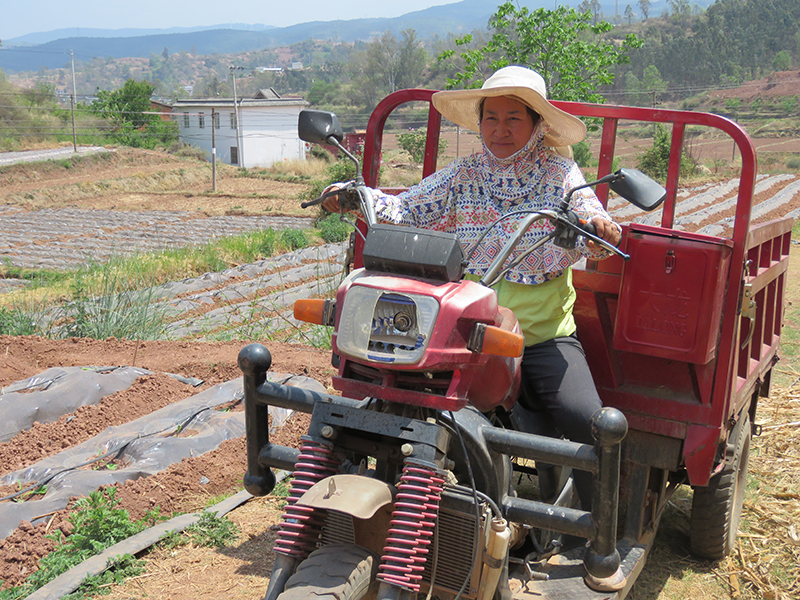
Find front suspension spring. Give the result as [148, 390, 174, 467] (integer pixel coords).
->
[273, 437, 340, 559]
[378, 461, 445, 591]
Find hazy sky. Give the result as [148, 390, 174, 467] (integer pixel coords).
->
[0, 0, 453, 40]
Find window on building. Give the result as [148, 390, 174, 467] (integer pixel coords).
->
[230, 146, 238, 165]
[198, 112, 205, 129]
[230, 112, 237, 129]
[214, 112, 220, 129]
[183, 112, 190, 127]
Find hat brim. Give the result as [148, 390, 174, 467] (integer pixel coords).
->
[432, 86, 586, 148]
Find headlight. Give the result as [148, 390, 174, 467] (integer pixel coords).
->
[336, 286, 439, 364]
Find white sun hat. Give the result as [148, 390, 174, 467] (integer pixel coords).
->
[431, 65, 587, 147]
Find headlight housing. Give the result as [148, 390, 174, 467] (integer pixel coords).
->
[335, 286, 439, 365]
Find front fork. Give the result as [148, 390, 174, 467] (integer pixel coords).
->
[266, 451, 445, 600]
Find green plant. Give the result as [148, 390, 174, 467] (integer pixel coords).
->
[786, 156, 800, 170]
[0, 306, 38, 336]
[317, 214, 352, 243]
[396, 129, 448, 163]
[637, 124, 696, 182]
[439, 4, 643, 103]
[724, 97, 741, 113]
[2, 488, 160, 599]
[61, 262, 169, 341]
[309, 145, 333, 161]
[183, 511, 240, 547]
[780, 96, 798, 115]
[304, 156, 359, 201]
[572, 140, 593, 168]
[279, 228, 309, 252]
[61, 555, 144, 600]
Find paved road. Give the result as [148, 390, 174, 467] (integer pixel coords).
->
[0, 147, 109, 167]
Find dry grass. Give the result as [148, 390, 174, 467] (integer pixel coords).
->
[724, 388, 800, 600]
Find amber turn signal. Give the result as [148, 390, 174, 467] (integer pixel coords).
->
[467, 323, 524, 357]
[294, 299, 333, 326]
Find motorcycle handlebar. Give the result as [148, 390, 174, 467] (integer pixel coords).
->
[577, 218, 596, 237]
[300, 185, 362, 211]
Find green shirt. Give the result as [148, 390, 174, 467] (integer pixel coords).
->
[466, 268, 576, 347]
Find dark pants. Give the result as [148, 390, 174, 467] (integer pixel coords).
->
[519, 334, 601, 511]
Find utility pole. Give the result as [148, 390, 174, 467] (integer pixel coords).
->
[211, 108, 217, 191]
[70, 50, 77, 152]
[230, 66, 245, 168]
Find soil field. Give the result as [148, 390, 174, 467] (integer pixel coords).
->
[0, 145, 799, 600]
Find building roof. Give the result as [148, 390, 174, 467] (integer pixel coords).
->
[172, 88, 306, 110]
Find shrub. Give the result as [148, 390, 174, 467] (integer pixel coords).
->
[637, 124, 696, 181]
[317, 214, 352, 243]
[396, 129, 448, 163]
[572, 140, 593, 168]
[309, 145, 334, 162]
[304, 157, 359, 202]
[279, 228, 309, 251]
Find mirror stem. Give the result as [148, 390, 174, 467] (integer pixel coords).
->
[561, 171, 622, 211]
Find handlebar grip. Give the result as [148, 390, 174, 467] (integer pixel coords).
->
[579, 219, 596, 237]
[301, 187, 344, 210]
[300, 196, 325, 209]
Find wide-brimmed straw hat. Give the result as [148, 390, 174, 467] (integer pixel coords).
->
[431, 66, 587, 148]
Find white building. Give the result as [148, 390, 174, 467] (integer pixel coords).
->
[171, 88, 308, 168]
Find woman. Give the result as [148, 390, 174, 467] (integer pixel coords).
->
[325, 66, 621, 511]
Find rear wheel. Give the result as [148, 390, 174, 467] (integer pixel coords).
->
[690, 413, 751, 560]
[275, 544, 379, 600]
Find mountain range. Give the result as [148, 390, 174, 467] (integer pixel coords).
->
[0, 0, 713, 74]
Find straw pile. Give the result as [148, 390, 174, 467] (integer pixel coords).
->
[717, 385, 800, 599]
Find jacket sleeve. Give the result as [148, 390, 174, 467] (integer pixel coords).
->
[371, 161, 461, 228]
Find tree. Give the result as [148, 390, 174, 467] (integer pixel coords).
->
[92, 79, 155, 129]
[624, 4, 635, 24]
[89, 79, 177, 148]
[773, 50, 792, 72]
[397, 29, 427, 91]
[439, 4, 643, 104]
[637, 0, 651, 20]
[356, 29, 427, 108]
[669, 0, 692, 18]
[577, 0, 602, 25]
[624, 65, 667, 106]
[365, 31, 402, 94]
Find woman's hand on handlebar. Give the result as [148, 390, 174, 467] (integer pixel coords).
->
[321, 183, 344, 212]
[587, 216, 621, 248]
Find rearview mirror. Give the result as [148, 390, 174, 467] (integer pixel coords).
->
[609, 168, 667, 212]
[298, 110, 344, 145]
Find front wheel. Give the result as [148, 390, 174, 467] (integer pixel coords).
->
[275, 544, 379, 600]
[690, 413, 751, 560]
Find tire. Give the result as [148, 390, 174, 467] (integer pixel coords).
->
[690, 413, 751, 560]
[276, 544, 379, 600]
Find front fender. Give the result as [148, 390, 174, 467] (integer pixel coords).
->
[295, 474, 396, 519]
